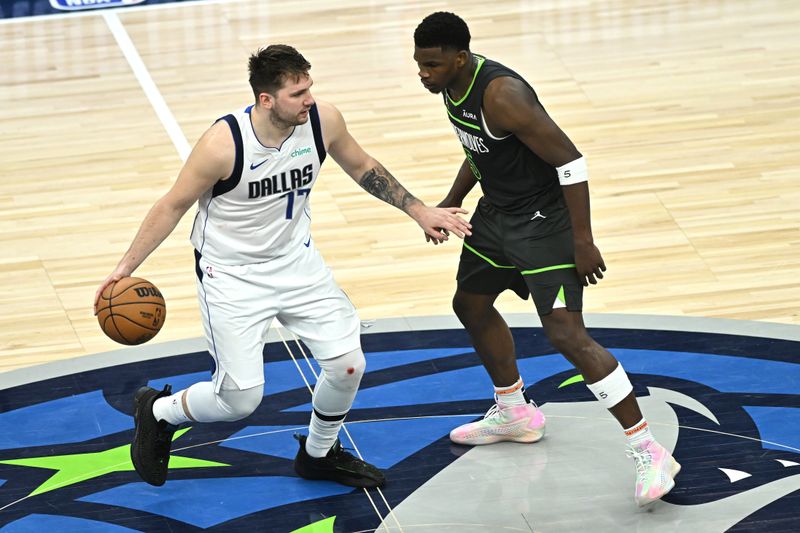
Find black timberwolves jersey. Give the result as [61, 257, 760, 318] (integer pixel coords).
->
[444, 55, 566, 216]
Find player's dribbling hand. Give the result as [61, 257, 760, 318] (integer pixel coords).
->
[93, 269, 130, 315]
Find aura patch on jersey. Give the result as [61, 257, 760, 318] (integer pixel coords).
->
[0, 325, 798, 531]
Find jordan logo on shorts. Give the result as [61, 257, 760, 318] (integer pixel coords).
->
[530, 211, 547, 221]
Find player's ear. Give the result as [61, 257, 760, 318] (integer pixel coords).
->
[258, 91, 274, 109]
[455, 50, 470, 69]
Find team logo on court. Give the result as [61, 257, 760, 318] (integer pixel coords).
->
[49, 0, 145, 11]
[0, 325, 798, 531]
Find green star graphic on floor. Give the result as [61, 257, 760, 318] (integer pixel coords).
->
[0, 427, 227, 496]
[291, 516, 336, 533]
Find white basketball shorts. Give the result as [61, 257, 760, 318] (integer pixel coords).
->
[195, 244, 361, 391]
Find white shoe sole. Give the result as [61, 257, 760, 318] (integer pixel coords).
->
[450, 425, 546, 445]
[637, 458, 682, 507]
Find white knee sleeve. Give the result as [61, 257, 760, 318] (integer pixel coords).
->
[313, 348, 366, 416]
[586, 363, 633, 409]
[185, 375, 263, 423]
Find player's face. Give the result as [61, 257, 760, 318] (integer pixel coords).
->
[271, 74, 315, 126]
[413, 47, 460, 94]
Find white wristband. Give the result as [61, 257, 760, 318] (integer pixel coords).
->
[556, 156, 588, 186]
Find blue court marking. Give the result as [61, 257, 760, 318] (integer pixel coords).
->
[363, 347, 474, 372]
[0, 390, 132, 451]
[79, 477, 353, 529]
[339, 417, 466, 469]
[149, 370, 209, 394]
[149, 359, 314, 397]
[285, 354, 574, 411]
[149, 348, 474, 398]
[221, 417, 464, 469]
[612, 349, 800, 394]
[743, 406, 800, 452]
[286, 347, 800, 412]
[0, 513, 142, 532]
[218, 425, 300, 459]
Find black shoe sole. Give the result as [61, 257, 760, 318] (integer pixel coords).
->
[294, 459, 385, 489]
[293, 435, 386, 489]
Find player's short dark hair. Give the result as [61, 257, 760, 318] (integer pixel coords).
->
[414, 12, 471, 52]
[248, 44, 311, 98]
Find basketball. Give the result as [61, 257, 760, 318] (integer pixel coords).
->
[96, 277, 166, 345]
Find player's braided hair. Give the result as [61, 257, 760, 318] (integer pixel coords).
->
[414, 11, 471, 52]
[248, 44, 311, 99]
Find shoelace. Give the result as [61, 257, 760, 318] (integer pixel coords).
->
[626, 446, 653, 481]
[483, 398, 539, 420]
[482, 404, 502, 419]
[329, 442, 359, 463]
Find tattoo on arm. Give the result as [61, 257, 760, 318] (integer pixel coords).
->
[359, 165, 419, 212]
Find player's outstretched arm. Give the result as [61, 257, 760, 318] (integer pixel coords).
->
[483, 77, 606, 285]
[317, 100, 472, 241]
[93, 122, 234, 312]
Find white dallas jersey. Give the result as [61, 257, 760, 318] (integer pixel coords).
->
[190, 104, 327, 265]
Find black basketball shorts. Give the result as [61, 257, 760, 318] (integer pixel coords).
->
[456, 198, 583, 316]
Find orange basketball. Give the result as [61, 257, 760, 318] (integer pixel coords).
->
[96, 277, 166, 345]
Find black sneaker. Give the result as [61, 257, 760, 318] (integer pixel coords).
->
[131, 385, 178, 486]
[293, 434, 386, 489]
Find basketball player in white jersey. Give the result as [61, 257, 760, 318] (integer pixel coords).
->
[94, 44, 472, 489]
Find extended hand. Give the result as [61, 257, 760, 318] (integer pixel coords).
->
[574, 240, 606, 286]
[411, 205, 472, 244]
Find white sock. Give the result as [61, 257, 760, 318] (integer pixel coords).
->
[152, 389, 191, 425]
[306, 410, 345, 458]
[624, 418, 653, 448]
[495, 378, 527, 406]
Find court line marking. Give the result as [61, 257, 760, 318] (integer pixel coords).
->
[103, 11, 191, 161]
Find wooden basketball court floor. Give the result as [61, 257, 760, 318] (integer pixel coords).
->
[1, 0, 799, 531]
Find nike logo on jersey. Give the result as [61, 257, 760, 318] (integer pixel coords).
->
[530, 211, 547, 221]
[250, 158, 269, 170]
[303, 237, 311, 247]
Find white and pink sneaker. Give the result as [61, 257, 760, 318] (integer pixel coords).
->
[450, 399, 546, 445]
[626, 439, 681, 506]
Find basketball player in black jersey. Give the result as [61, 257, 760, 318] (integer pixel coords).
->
[413, 12, 680, 506]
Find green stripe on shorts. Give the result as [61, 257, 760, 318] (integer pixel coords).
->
[463, 242, 516, 269]
[520, 264, 576, 275]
